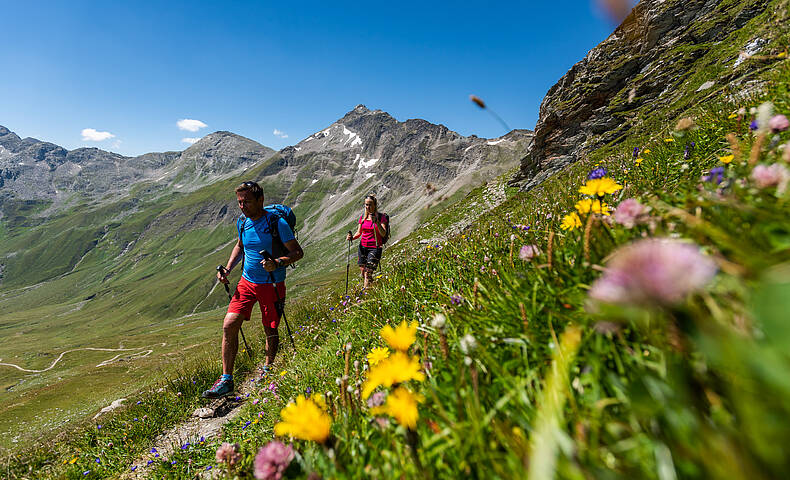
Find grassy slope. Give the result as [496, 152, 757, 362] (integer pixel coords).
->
[3, 2, 790, 477]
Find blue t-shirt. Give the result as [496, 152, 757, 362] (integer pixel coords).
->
[239, 213, 295, 284]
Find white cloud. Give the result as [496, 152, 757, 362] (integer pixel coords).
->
[182, 137, 201, 144]
[81, 128, 115, 142]
[111, 139, 122, 149]
[177, 119, 208, 132]
[273, 129, 289, 139]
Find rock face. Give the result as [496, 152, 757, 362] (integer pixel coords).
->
[511, 0, 773, 190]
[265, 105, 533, 240]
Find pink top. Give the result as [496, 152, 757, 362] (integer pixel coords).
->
[359, 217, 380, 248]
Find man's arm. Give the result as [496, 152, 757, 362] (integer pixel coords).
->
[262, 239, 303, 272]
[217, 238, 244, 283]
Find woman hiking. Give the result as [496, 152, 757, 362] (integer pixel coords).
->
[346, 194, 386, 290]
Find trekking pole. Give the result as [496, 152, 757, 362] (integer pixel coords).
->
[345, 231, 352, 295]
[217, 266, 252, 359]
[259, 250, 296, 349]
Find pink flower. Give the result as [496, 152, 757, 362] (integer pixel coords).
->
[613, 198, 648, 228]
[254, 441, 294, 480]
[216, 442, 241, 466]
[751, 163, 790, 193]
[518, 245, 541, 261]
[589, 238, 717, 307]
[770, 114, 789, 132]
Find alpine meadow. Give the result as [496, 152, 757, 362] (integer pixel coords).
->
[2, 0, 790, 479]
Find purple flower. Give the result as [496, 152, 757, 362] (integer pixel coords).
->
[367, 391, 388, 408]
[305, 387, 312, 395]
[216, 442, 241, 466]
[83, 471, 90, 476]
[181, 443, 190, 449]
[632, 147, 640, 159]
[750, 119, 759, 131]
[613, 198, 648, 228]
[587, 167, 607, 180]
[702, 166, 725, 185]
[450, 294, 464, 305]
[519, 245, 541, 261]
[589, 238, 717, 307]
[770, 114, 789, 132]
[751, 163, 790, 193]
[131, 466, 137, 472]
[683, 142, 694, 160]
[254, 441, 295, 480]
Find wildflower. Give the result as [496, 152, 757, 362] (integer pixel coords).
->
[560, 212, 582, 231]
[430, 313, 447, 329]
[643, 149, 651, 154]
[274, 395, 332, 443]
[362, 351, 425, 398]
[367, 347, 390, 366]
[216, 443, 241, 466]
[613, 198, 648, 228]
[367, 391, 388, 408]
[664, 138, 675, 142]
[756, 102, 774, 134]
[459, 334, 478, 354]
[684, 142, 695, 160]
[370, 387, 424, 429]
[450, 294, 464, 305]
[719, 154, 734, 164]
[635, 157, 644, 165]
[254, 441, 294, 480]
[587, 167, 607, 180]
[589, 238, 717, 307]
[675, 117, 695, 131]
[380, 321, 417, 351]
[578, 177, 622, 196]
[574, 198, 611, 215]
[770, 114, 789, 132]
[751, 163, 790, 193]
[750, 120, 759, 131]
[519, 244, 541, 261]
[727, 113, 738, 119]
[702, 166, 725, 184]
[632, 147, 640, 158]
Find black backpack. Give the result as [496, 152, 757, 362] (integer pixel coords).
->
[237, 204, 297, 259]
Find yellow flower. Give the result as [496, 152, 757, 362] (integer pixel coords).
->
[274, 395, 332, 443]
[664, 138, 675, 142]
[727, 113, 738, 119]
[69, 457, 78, 464]
[635, 157, 644, 165]
[371, 387, 424, 429]
[560, 212, 582, 231]
[644, 148, 651, 154]
[578, 178, 622, 196]
[719, 154, 734, 164]
[779, 51, 787, 58]
[279, 370, 287, 376]
[362, 351, 425, 399]
[380, 321, 417, 351]
[574, 199, 611, 216]
[367, 347, 390, 366]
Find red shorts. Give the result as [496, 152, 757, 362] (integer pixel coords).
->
[228, 277, 286, 329]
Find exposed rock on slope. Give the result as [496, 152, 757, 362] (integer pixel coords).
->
[511, 0, 776, 190]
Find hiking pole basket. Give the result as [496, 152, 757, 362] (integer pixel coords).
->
[217, 266, 252, 359]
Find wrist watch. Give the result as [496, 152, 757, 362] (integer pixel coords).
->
[275, 258, 283, 268]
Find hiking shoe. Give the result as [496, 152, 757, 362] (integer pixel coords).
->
[202, 377, 234, 398]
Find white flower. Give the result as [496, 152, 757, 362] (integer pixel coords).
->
[459, 334, 478, 354]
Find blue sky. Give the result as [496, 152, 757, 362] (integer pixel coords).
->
[1, 1, 632, 156]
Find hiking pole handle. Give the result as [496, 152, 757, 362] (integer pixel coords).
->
[216, 265, 231, 298]
[260, 250, 296, 349]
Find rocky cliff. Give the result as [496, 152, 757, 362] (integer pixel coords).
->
[511, 0, 780, 190]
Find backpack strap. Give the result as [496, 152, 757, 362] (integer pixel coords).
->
[237, 215, 246, 242]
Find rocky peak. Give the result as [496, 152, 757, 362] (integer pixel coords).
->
[0, 125, 22, 152]
[511, 0, 773, 190]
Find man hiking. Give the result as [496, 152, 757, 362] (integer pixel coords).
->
[202, 181, 303, 398]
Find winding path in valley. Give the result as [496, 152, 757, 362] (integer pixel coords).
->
[0, 343, 168, 373]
